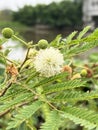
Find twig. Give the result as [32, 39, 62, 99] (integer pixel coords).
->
[0, 82, 12, 97]
[0, 109, 10, 117]
[18, 48, 30, 72]
[0, 53, 18, 65]
[0, 101, 30, 117]
[15, 82, 38, 95]
[13, 35, 28, 47]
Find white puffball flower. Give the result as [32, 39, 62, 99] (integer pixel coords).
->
[33, 47, 64, 77]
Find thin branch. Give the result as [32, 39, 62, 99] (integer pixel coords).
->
[0, 82, 12, 97]
[13, 35, 28, 47]
[0, 53, 18, 65]
[18, 48, 30, 72]
[0, 109, 10, 117]
[15, 82, 58, 111]
[15, 82, 38, 95]
[0, 101, 31, 117]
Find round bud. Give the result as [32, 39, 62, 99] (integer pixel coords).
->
[38, 39, 48, 49]
[80, 69, 87, 77]
[2, 28, 14, 39]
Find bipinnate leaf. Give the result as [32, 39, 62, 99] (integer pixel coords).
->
[61, 106, 98, 130]
[43, 80, 86, 94]
[7, 101, 43, 130]
[40, 110, 61, 130]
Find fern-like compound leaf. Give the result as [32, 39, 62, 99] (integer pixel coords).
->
[52, 90, 98, 102]
[40, 110, 61, 130]
[77, 26, 91, 40]
[61, 106, 98, 130]
[43, 80, 86, 94]
[33, 72, 68, 88]
[65, 39, 98, 58]
[0, 92, 33, 114]
[7, 101, 43, 130]
[66, 31, 78, 44]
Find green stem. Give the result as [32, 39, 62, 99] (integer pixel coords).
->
[0, 53, 18, 65]
[36, 86, 50, 119]
[26, 118, 37, 130]
[26, 123, 36, 130]
[13, 35, 28, 47]
[0, 81, 12, 97]
[25, 72, 37, 83]
[18, 48, 30, 72]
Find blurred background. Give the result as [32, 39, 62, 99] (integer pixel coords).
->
[0, 0, 83, 42]
[0, 0, 98, 60]
[1, 0, 98, 42]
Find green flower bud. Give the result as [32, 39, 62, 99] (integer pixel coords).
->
[38, 39, 48, 49]
[80, 69, 87, 77]
[2, 28, 14, 39]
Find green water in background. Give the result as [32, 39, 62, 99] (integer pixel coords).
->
[20, 27, 75, 43]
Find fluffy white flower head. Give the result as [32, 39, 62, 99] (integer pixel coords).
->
[34, 47, 64, 77]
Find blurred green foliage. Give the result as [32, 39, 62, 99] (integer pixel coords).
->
[12, 0, 82, 28]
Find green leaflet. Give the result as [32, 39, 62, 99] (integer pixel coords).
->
[0, 92, 33, 114]
[51, 90, 98, 102]
[61, 106, 98, 130]
[77, 26, 91, 40]
[33, 72, 68, 88]
[64, 28, 98, 58]
[7, 101, 43, 130]
[65, 39, 98, 58]
[65, 26, 91, 45]
[65, 27, 98, 45]
[66, 31, 78, 44]
[50, 34, 62, 47]
[43, 79, 86, 94]
[40, 111, 61, 130]
[0, 89, 28, 102]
